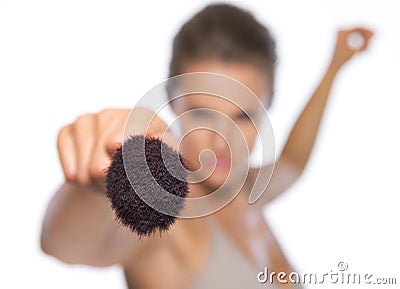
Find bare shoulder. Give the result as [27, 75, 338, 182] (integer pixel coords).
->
[123, 217, 211, 288]
[245, 158, 301, 206]
[125, 217, 209, 265]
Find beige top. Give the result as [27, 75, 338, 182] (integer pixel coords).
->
[187, 216, 280, 289]
[124, 216, 302, 289]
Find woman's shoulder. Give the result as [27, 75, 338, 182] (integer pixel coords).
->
[124, 216, 211, 264]
[122, 217, 212, 289]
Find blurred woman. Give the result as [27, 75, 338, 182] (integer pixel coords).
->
[41, 3, 373, 289]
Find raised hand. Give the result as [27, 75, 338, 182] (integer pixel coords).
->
[331, 27, 374, 69]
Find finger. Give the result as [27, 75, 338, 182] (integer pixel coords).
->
[351, 28, 374, 51]
[363, 29, 374, 39]
[352, 27, 374, 38]
[89, 112, 120, 179]
[90, 142, 111, 179]
[145, 126, 161, 138]
[105, 131, 124, 156]
[148, 113, 168, 136]
[57, 125, 77, 182]
[73, 114, 96, 186]
[360, 37, 372, 51]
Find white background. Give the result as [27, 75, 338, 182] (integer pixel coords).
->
[0, 0, 399, 288]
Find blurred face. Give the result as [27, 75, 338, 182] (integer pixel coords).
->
[171, 59, 271, 190]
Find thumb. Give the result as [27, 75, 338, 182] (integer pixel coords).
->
[106, 132, 124, 156]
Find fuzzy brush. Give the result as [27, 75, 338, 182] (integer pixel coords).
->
[105, 135, 189, 238]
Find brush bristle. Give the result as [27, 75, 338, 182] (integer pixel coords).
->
[105, 135, 189, 238]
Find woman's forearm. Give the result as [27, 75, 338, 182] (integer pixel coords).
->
[279, 61, 340, 174]
[40, 181, 136, 266]
[247, 62, 340, 210]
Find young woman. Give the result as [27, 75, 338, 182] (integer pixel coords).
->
[41, 4, 373, 289]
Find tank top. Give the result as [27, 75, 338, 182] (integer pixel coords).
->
[124, 216, 301, 289]
[187, 216, 280, 289]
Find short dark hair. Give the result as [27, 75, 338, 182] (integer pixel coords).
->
[168, 3, 277, 105]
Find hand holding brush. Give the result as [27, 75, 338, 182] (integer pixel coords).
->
[57, 108, 189, 239]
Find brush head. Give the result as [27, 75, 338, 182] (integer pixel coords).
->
[105, 135, 189, 238]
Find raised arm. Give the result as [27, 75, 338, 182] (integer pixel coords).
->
[248, 27, 374, 208]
